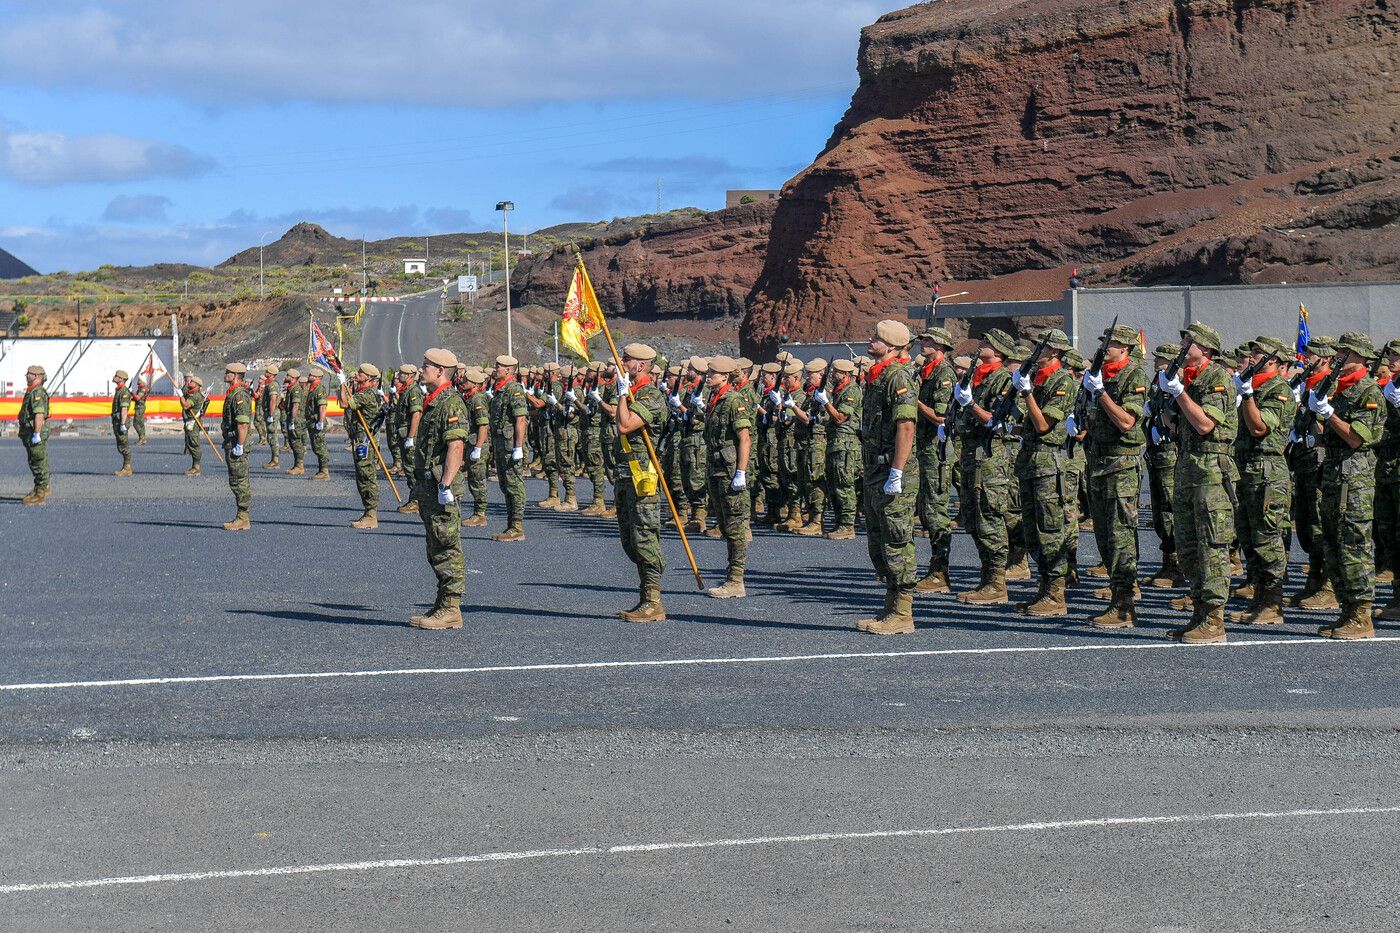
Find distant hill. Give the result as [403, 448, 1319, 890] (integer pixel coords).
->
[0, 246, 38, 279]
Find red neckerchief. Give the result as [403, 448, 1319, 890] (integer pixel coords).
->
[1101, 357, 1129, 380]
[307, 377, 322, 393]
[971, 359, 1002, 388]
[629, 374, 652, 398]
[493, 375, 515, 392]
[1182, 363, 1204, 386]
[601, 375, 617, 386]
[921, 353, 944, 380]
[866, 354, 908, 384]
[1033, 359, 1063, 387]
[707, 382, 732, 413]
[834, 376, 851, 393]
[1336, 367, 1367, 393]
[732, 376, 749, 390]
[1305, 368, 1332, 391]
[423, 382, 452, 408]
[686, 377, 702, 393]
[1251, 370, 1276, 391]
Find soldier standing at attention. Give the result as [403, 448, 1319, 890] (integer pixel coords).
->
[458, 366, 492, 527]
[112, 369, 134, 476]
[913, 327, 956, 591]
[250, 369, 269, 448]
[1308, 334, 1387, 639]
[1228, 337, 1297, 625]
[702, 356, 753, 598]
[339, 363, 383, 529]
[597, 360, 621, 518]
[408, 348, 470, 631]
[394, 365, 425, 512]
[612, 343, 668, 622]
[221, 362, 253, 531]
[1157, 322, 1237, 643]
[820, 357, 863, 541]
[488, 355, 529, 542]
[855, 320, 919, 635]
[731, 358, 762, 523]
[1376, 339, 1400, 622]
[1288, 337, 1337, 609]
[1080, 324, 1150, 628]
[283, 370, 308, 474]
[383, 371, 402, 474]
[679, 358, 710, 533]
[305, 370, 331, 480]
[1011, 328, 1079, 617]
[755, 362, 783, 525]
[773, 359, 807, 531]
[19, 365, 50, 505]
[180, 374, 207, 475]
[792, 358, 830, 536]
[551, 363, 582, 512]
[578, 362, 607, 515]
[1144, 344, 1184, 588]
[257, 364, 282, 469]
[132, 379, 150, 445]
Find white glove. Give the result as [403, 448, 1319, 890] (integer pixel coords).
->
[1307, 390, 1334, 420]
[1383, 381, 1400, 408]
[30, 432, 41, 444]
[1292, 383, 1304, 403]
[232, 443, 244, 457]
[782, 397, 796, 410]
[511, 446, 524, 461]
[183, 420, 195, 431]
[485, 388, 495, 399]
[1150, 426, 1162, 446]
[1011, 370, 1031, 393]
[1233, 374, 1253, 397]
[952, 382, 973, 407]
[730, 469, 746, 491]
[548, 394, 561, 408]
[437, 485, 455, 506]
[118, 423, 127, 435]
[336, 371, 347, 385]
[469, 446, 481, 461]
[404, 437, 415, 449]
[669, 393, 683, 409]
[617, 373, 631, 396]
[1305, 432, 1316, 449]
[812, 389, 829, 406]
[1064, 414, 1079, 437]
[565, 389, 576, 402]
[690, 392, 703, 407]
[883, 468, 903, 495]
[1157, 371, 1185, 398]
[316, 420, 325, 431]
[767, 390, 782, 406]
[1081, 371, 1103, 395]
[588, 389, 602, 403]
[1142, 400, 1153, 421]
[936, 423, 946, 442]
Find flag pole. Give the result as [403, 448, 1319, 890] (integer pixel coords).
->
[196, 413, 225, 464]
[579, 257, 703, 590]
[354, 408, 403, 504]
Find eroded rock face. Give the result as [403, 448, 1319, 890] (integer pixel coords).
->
[511, 203, 775, 321]
[743, 0, 1400, 352]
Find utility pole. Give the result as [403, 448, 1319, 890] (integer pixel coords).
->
[496, 201, 514, 358]
[425, 235, 429, 273]
[361, 237, 368, 296]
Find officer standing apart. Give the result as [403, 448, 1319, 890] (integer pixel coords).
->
[132, 379, 149, 445]
[409, 348, 470, 631]
[221, 362, 253, 531]
[20, 365, 49, 505]
[612, 343, 669, 622]
[340, 362, 383, 530]
[488, 355, 530, 542]
[702, 355, 753, 598]
[857, 320, 920, 635]
[112, 369, 133, 476]
[180, 374, 207, 475]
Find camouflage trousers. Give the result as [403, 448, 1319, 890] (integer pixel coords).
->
[681, 434, 708, 509]
[494, 447, 526, 526]
[537, 423, 557, 482]
[307, 424, 329, 470]
[778, 434, 802, 512]
[1291, 461, 1324, 566]
[385, 421, 400, 467]
[23, 437, 49, 490]
[708, 473, 750, 576]
[351, 442, 379, 512]
[581, 427, 607, 504]
[184, 425, 202, 467]
[801, 434, 828, 523]
[826, 443, 862, 529]
[225, 443, 251, 511]
[1146, 448, 1177, 554]
[261, 416, 281, 460]
[1175, 454, 1237, 609]
[1320, 453, 1377, 607]
[617, 472, 665, 589]
[1020, 450, 1075, 583]
[466, 448, 489, 515]
[414, 479, 465, 603]
[1374, 458, 1399, 577]
[553, 425, 578, 498]
[662, 438, 685, 508]
[1088, 456, 1142, 591]
[1234, 458, 1291, 591]
[286, 423, 308, 466]
[915, 444, 952, 567]
[959, 444, 1013, 572]
[758, 429, 781, 511]
[113, 420, 131, 465]
[863, 463, 919, 593]
[134, 405, 147, 442]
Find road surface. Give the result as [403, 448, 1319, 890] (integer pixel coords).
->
[354, 291, 442, 369]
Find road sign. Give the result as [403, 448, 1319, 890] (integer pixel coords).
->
[459, 275, 478, 293]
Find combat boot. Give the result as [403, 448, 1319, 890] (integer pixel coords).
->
[1167, 602, 1203, 641]
[21, 488, 42, 506]
[1379, 591, 1400, 623]
[793, 518, 824, 537]
[1229, 550, 1244, 577]
[1147, 552, 1185, 588]
[1180, 605, 1227, 644]
[1232, 584, 1284, 625]
[491, 523, 525, 542]
[687, 506, 709, 534]
[1017, 576, 1049, 613]
[461, 511, 488, 527]
[1320, 603, 1375, 640]
[311, 468, 330, 481]
[34, 487, 48, 504]
[618, 584, 645, 619]
[706, 572, 746, 599]
[914, 560, 951, 594]
[263, 458, 280, 470]
[1092, 582, 1141, 602]
[286, 463, 305, 475]
[115, 463, 133, 476]
[867, 591, 916, 635]
[1025, 578, 1069, 618]
[1288, 565, 1321, 606]
[1377, 568, 1395, 585]
[1169, 593, 1195, 611]
[857, 588, 897, 632]
[824, 525, 856, 541]
[1088, 587, 1137, 629]
[183, 466, 201, 476]
[222, 511, 251, 531]
[1005, 550, 1031, 582]
[556, 495, 579, 512]
[538, 481, 559, 509]
[1084, 562, 1108, 579]
[1299, 580, 1340, 612]
[414, 599, 463, 631]
[622, 585, 666, 623]
[958, 568, 1008, 605]
[704, 524, 723, 538]
[351, 510, 378, 530]
[601, 504, 618, 519]
[1231, 580, 1256, 601]
[397, 499, 420, 514]
[581, 500, 607, 517]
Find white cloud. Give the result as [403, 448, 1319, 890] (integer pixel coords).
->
[103, 194, 172, 222]
[0, 123, 213, 186]
[0, 1, 877, 107]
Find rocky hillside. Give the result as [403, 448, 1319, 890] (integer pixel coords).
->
[0, 246, 38, 279]
[743, 0, 1400, 351]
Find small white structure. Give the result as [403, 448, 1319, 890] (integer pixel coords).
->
[1, 334, 179, 396]
[403, 259, 427, 275]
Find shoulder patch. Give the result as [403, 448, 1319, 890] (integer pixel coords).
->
[1212, 385, 1225, 392]
[447, 416, 460, 423]
[1134, 386, 1146, 393]
[1054, 390, 1066, 397]
[941, 380, 951, 387]
[1276, 394, 1289, 402]
[1366, 402, 1379, 410]
[896, 388, 908, 395]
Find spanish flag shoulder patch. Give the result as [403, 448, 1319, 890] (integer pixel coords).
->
[447, 416, 460, 423]
[1366, 402, 1379, 410]
[1213, 385, 1226, 392]
[896, 388, 908, 395]
[1054, 390, 1066, 397]
[1135, 386, 1147, 393]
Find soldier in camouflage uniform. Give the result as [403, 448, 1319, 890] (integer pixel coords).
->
[790, 358, 829, 535]
[702, 356, 753, 598]
[458, 366, 492, 527]
[282, 370, 308, 474]
[1001, 344, 1032, 582]
[1143, 344, 1184, 587]
[855, 320, 920, 635]
[613, 343, 668, 622]
[579, 362, 609, 515]
[1228, 336, 1297, 625]
[1308, 333, 1387, 639]
[773, 359, 807, 531]
[755, 363, 783, 524]
[180, 375, 207, 475]
[383, 373, 401, 474]
[1011, 328, 1079, 617]
[221, 362, 253, 531]
[549, 364, 582, 511]
[393, 365, 425, 513]
[1079, 323, 1149, 628]
[111, 369, 133, 475]
[1158, 322, 1237, 643]
[912, 328, 956, 590]
[488, 355, 530, 541]
[820, 357, 863, 541]
[1061, 349, 1089, 580]
[1376, 339, 1400, 621]
[678, 358, 710, 532]
[408, 348, 470, 631]
[598, 360, 621, 518]
[305, 371, 331, 480]
[257, 365, 283, 469]
[339, 363, 384, 529]
[1287, 336, 1337, 609]
[19, 365, 50, 505]
[529, 362, 562, 505]
[953, 328, 1020, 605]
[132, 379, 149, 445]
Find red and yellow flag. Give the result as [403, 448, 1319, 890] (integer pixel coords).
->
[560, 258, 605, 360]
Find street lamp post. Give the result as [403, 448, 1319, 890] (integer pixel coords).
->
[495, 201, 514, 357]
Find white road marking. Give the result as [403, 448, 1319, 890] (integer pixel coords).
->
[394, 304, 406, 359]
[4, 637, 1398, 693]
[3, 806, 1395, 894]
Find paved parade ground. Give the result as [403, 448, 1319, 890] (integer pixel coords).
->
[3, 436, 1399, 931]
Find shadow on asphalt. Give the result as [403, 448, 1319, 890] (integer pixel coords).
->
[228, 601, 410, 628]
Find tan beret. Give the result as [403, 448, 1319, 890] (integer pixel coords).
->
[264, 363, 280, 375]
[952, 355, 974, 369]
[623, 342, 658, 361]
[708, 355, 738, 375]
[782, 360, 804, 376]
[735, 357, 753, 370]
[761, 362, 782, 374]
[776, 351, 794, 364]
[286, 368, 301, 379]
[544, 362, 560, 372]
[188, 375, 204, 387]
[398, 363, 419, 375]
[587, 361, 602, 373]
[875, 319, 911, 347]
[666, 365, 682, 377]
[423, 347, 458, 368]
[832, 358, 856, 374]
[805, 357, 827, 373]
[855, 356, 873, 366]
[26, 364, 46, 377]
[357, 362, 380, 379]
[114, 369, 129, 380]
[494, 355, 518, 367]
[462, 366, 487, 384]
[687, 356, 708, 371]
[225, 362, 247, 375]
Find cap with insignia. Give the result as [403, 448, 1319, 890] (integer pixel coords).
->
[952, 354, 975, 370]
[874, 319, 911, 347]
[399, 363, 419, 375]
[26, 364, 46, 377]
[855, 355, 873, 367]
[494, 355, 518, 367]
[782, 360, 804, 376]
[1335, 332, 1377, 360]
[1103, 323, 1141, 346]
[776, 351, 794, 364]
[286, 367, 301, 378]
[423, 348, 459, 368]
[1036, 328, 1074, 352]
[623, 342, 657, 361]
[356, 362, 380, 379]
[804, 357, 827, 373]
[1179, 321, 1224, 353]
[114, 369, 129, 380]
[225, 362, 247, 374]
[544, 362, 560, 372]
[1153, 343, 1181, 360]
[735, 356, 753, 370]
[760, 362, 782, 374]
[188, 375, 203, 387]
[463, 366, 487, 383]
[707, 355, 738, 375]
[264, 363, 280, 375]
[686, 356, 708, 372]
[983, 328, 1017, 358]
[918, 326, 955, 349]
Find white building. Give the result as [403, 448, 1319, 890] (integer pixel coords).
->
[403, 259, 426, 275]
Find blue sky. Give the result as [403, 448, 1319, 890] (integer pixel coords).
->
[0, 0, 881, 273]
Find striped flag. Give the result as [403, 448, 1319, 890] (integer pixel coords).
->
[1296, 304, 1310, 361]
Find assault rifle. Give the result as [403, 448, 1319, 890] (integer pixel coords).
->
[986, 332, 1051, 451]
[1147, 343, 1191, 448]
[1285, 359, 1331, 457]
[939, 364, 972, 462]
[1068, 315, 1118, 455]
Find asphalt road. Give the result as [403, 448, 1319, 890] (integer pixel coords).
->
[355, 292, 442, 369]
[2, 437, 1399, 931]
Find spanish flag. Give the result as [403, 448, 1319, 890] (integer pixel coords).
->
[560, 258, 605, 360]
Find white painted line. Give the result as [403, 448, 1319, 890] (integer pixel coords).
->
[4, 636, 1399, 693]
[3, 806, 1396, 894]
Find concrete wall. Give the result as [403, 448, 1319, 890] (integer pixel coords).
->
[0, 336, 178, 397]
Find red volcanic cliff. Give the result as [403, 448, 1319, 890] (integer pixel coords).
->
[743, 0, 1400, 351]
